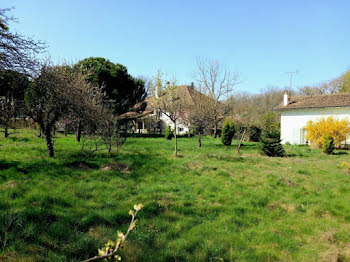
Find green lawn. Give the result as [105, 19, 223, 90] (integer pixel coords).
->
[0, 129, 349, 261]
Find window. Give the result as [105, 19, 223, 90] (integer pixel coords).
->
[179, 127, 184, 132]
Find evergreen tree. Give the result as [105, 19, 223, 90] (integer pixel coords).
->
[221, 119, 235, 146]
[165, 126, 173, 140]
[260, 131, 285, 157]
[322, 134, 335, 154]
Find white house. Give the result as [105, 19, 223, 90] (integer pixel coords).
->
[276, 92, 350, 145]
[121, 85, 208, 135]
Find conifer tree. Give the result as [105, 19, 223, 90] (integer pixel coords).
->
[260, 131, 285, 157]
[221, 119, 235, 146]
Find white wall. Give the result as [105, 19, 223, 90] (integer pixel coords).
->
[157, 112, 190, 134]
[280, 107, 350, 144]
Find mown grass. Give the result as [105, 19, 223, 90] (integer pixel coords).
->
[0, 129, 349, 261]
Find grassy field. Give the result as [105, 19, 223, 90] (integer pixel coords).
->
[0, 129, 350, 261]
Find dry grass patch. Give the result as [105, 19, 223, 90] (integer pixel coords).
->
[185, 162, 203, 170]
[0, 180, 17, 189]
[101, 162, 131, 173]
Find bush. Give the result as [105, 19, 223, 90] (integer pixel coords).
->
[322, 134, 335, 154]
[249, 126, 262, 142]
[221, 119, 235, 146]
[305, 116, 350, 148]
[262, 112, 280, 132]
[260, 131, 285, 157]
[165, 126, 173, 140]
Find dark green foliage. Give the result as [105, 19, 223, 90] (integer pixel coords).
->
[165, 126, 173, 140]
[221, 119, 235, 146]
[262, 112, 279, 132]
[260, 131, 285, 157]
[0, 70, 30, 137]
[322, 134, 335, 154]
[74, 57, 147, 115]
[249, 126, 262, 142]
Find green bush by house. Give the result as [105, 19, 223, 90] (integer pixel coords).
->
[165, 126, 174, 140]
[322, 134, 335, 154]
[221, 119, 235, 146]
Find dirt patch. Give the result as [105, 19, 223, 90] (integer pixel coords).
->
[0, 252, 35, 262]
[101, 162, 131, 173]
[67, 161, 98, 170]
[185, 162, 202, 170]
[320, 243, 350, 262]
[280, 203, 296, 212]
[268, 202, 296, 212]
[1, 180, 17, 189]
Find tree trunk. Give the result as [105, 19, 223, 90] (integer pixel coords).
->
[45, 130, 55, 157]
[213, 123, 218, 138]
[4, 125, 9, 138]
[76, 120, 82, 142]
[237, 128, 247, 154]
[198, 133, 202, 147]
[174, 121, 177, 156]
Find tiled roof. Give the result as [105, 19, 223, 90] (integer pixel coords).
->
[275, 93, 350, 110]
[145, 85, 216, 109]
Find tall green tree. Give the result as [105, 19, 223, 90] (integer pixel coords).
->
[0, 70, 30, 137]
[74, 57, 147, 115]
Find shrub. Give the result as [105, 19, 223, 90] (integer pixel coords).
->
[249, 126, 262, 142]
[305, 116, 350, 148]
[164, 126, 173, 140]
[260, 131, 285, 157]
[262, 112, 280, 132]
[221, 119, 235, 146]
[322, 134, 335, 154]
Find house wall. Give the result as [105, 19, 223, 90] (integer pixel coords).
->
[281, 107, 350, 144]
[158, 112, 189, 134]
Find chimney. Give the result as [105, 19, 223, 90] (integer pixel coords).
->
[283, 91, 289, 106]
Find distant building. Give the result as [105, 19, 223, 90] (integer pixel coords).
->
[121, 85, 212, 135]
[275, 92, 350, 145]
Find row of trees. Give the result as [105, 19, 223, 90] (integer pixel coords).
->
[1, 59, 147, 157]
[298, 69, 350, 95]
[1, 9, 148, 158]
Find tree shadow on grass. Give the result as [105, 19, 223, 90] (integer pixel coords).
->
[333, 151, 348, 155]
[0, 160, 20, 170]
[9, 137, 30, 142]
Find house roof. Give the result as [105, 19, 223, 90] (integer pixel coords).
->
[275, 93, 350, 111]
[119, 110, 153, 120]
[145, 85, 218, 110]
[121, 85, 220, 120]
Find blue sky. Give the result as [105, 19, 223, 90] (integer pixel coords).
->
[2, 0, 350, 93]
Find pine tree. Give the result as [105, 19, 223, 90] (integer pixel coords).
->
[322, 134, 335, 154]
[221, 119, 235, 146]
[260, 131, 285, 157]
[165, 126, 173, 140]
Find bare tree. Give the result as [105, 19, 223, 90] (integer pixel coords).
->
[227, 94, 255, 153]
[25, 64, 72, 157]
[194, 57, 239, 137]
[0, 8, 45, 75]
[184, 85, 214, 147]
[152, 72, 183, 156]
